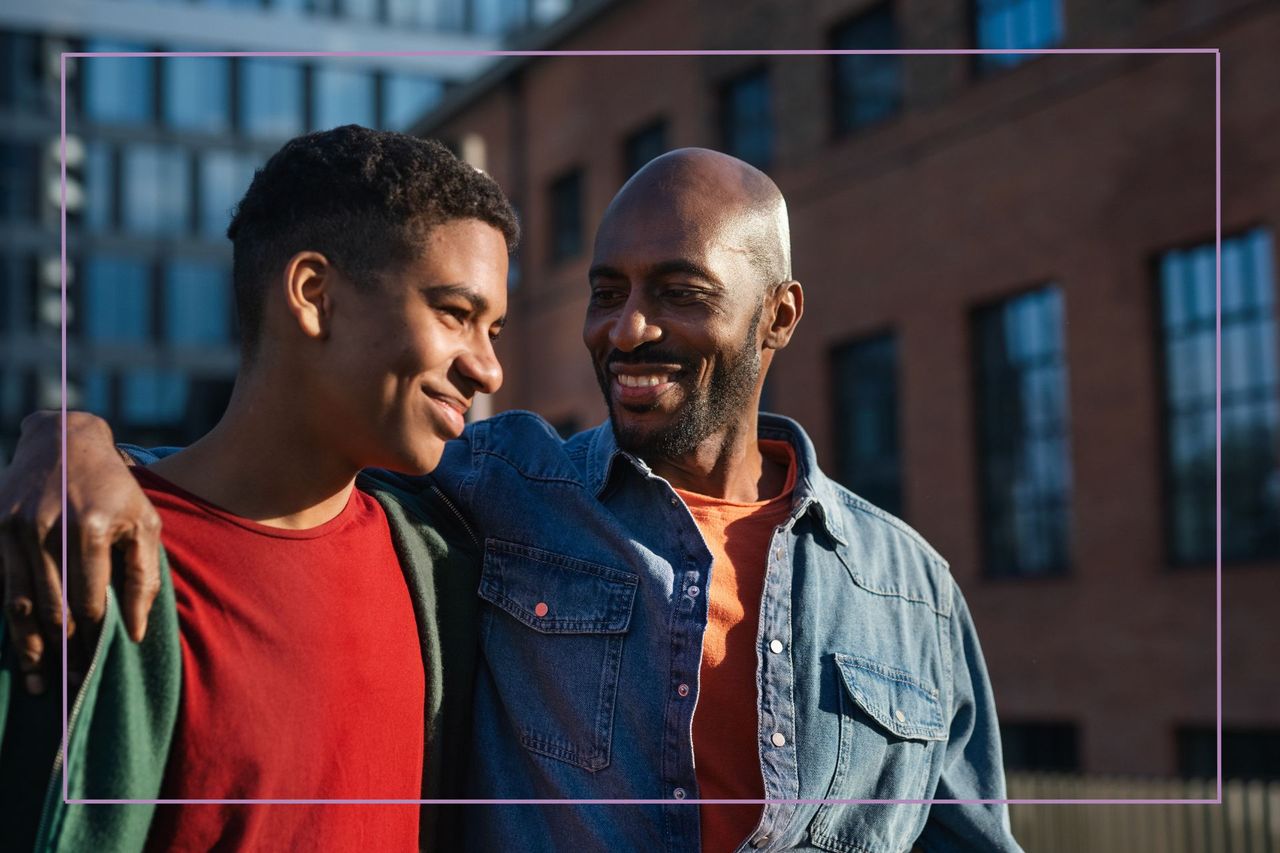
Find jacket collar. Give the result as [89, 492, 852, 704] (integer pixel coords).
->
[584, 412, 848, 547]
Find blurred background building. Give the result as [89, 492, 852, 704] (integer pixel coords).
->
[414, 0, 1279, 809]
[1, 0, 1277, 846]
[0, 0, 573, 456]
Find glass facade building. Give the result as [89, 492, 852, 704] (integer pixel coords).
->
[0, 0, 572, 458]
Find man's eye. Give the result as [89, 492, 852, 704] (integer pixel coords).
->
[590, 289, 623, 303]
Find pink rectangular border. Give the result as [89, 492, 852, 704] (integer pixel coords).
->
[59, 47, 1223, 807]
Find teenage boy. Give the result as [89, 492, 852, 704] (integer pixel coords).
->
[0, 124, 516, 851]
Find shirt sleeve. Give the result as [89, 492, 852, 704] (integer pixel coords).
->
[913, 580, 1025, 853]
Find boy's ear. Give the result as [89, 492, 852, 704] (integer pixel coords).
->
[282, 251, 334, 341]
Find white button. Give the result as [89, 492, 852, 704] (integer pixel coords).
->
[895, 710, 906, 723]
[687, 585, 700, 598]
[750, 833, 771, 848]
[670, 496, 679, 506]
[769, 639, 784, 654]
[771, 732, 786, 747]
[673, 787, 686, 799]
[677, 683, 690, 697]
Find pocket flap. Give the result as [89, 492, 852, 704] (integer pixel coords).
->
[834, 653, 947, 741]
[480, 539, 638, 634]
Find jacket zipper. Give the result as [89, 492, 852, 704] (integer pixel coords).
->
[34, 605, 112, 848]
[428, 484, 481, 552]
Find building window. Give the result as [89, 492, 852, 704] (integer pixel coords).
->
[0, 142, 40, 223]
[121, 369, 188, 427]
[830, 3, 903, 136]
[1178, 726, 1280, 781]
[121, 144, 190, 236]
[548, 168, 583, 263]
[719, 67, 773, 170]
[1159, 228, 1279, 565]
[84, 141, 115, 233]
[312, 66, 376, 131]
[199, 150, 258, 239]
[383, 73, 444, 130]
[0, 32, 50, 114]
[832, 333, 903, 517]
[165, 260, 231, 346]
[973, 286, 1073, 577]
[972, 0, 1063, 71]
[1000, 721, 1080, 772]
[239, 59, 305, 139]
[163, 54, 230, 133]
[623, 119, 668, 179]
[83, 42, 154, 125]
[83, 255, 152, 342]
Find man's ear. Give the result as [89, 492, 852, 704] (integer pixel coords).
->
[763, 280, 804, 351]
[282, 251, 334, 341]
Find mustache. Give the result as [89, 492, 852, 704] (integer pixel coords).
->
[603, 347, 696, 371]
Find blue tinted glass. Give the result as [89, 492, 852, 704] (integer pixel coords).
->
[85, 142, 113, 233]
[83, 42, 154, 124]
[832, 334, 902, 517]
[722, 70, 772, 170]
[338, 0, 378, 20]
[384, 73, 444, 130]
[80, 368, 112, 418]
[975, 0, 1063, 69]
[200, 150, 258, 238]
[122, 369, 188, 425]
[163, 55, 230, 132]
[240, 60, 304, 139]
[312, 66, 375, 130]
[166, 260, 230, 345]
[122, 144, 189, 235]
[831, 5, 902, 133]
[84, 255, 151, 342]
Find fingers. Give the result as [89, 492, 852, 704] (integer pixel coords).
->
[119, 512, 162, 643]
[67, 512, 112, 638]
[2, 533, 46, 695]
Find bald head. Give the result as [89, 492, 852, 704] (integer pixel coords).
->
[603, 148, 792, 290]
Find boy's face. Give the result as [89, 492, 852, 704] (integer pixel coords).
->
[318, 218, 509, 474]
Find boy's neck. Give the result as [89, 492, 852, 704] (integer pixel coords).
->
[148, 372, 360, 529]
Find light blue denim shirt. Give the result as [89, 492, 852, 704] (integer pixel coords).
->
[432, 411, 1022, 853]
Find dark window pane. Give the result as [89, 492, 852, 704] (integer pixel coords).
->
[831, 4, 902, 135]
[0, 32, 49, 114]
[165, 260, 230, 345]
[1000, 722, 1080, 772]
[720, 68, 772, 170]
[623, 119, 668, 178]
[974, 286, 1073, 577]
[83, 42, 154, 125]
[0, 142, 40, 223]
[549, 168, 583, 263]
[832, 333, 903, 517]
[239, 59, 304, 139]
[163, 55, 230, 133]
[84, 141, 114, 233]
[199, 150, 258, 239]
[973, 0, 1064, 71]
[121, 144, 190, 236]
[1159, 228, 1280, 564]
[83, 255, 151, 342]
[122, 369, 188, 426]
[312, 66, 375, 130]
[1177, 727, 1280, 781]
[383, 73, 444, 130]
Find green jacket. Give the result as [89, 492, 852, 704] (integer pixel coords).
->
[0, 470, 482, 852]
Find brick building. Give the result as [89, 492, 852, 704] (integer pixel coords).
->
[417, 0, 1280, 778]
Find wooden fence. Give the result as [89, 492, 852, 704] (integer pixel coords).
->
[1007, 774, 1280, 852]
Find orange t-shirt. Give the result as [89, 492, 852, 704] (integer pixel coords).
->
[674, 439, 798, 853]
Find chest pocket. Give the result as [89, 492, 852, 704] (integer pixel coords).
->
[478, 539, 637, 772]
[810, 654, 948, 853]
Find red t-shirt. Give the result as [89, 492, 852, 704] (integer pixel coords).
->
[133, 467, 425, 852]
[674, 440, 798, 853]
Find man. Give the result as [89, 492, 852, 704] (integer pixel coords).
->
[3, 149, 1021, 852]
[0, 125, 516, 850]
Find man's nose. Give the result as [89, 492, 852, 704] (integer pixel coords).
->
[608, 296, 662, 352]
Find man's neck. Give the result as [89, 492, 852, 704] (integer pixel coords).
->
[147, 373, 359, 529]
[646, 415, 788, 502]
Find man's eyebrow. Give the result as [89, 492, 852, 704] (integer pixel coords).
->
[588, 260, 722, 286]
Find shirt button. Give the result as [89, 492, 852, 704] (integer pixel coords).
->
[673, 787, 686, 800]
[677, 683, 690, 697]
[895, 710, 906, 723]
[533, 602, 549, 617]
[670, 496, 679, 506]
[750, 833, 771, 848]
[770, 732, 786, 747]
[687, 585, 700, 598]
[769, 639, 784, 654]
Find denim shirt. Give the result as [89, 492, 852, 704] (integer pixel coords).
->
[433, 411, 1022, 853]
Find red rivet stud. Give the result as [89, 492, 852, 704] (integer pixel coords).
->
[534, 602, 549, 617]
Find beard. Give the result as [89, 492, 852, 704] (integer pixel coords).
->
[594, 303, 763, 461]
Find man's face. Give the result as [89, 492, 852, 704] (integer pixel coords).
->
[584, 196, 766, 459]
[320, 218, 508, 474]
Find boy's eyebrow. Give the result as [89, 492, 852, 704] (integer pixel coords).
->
[424, 283, 495, 316]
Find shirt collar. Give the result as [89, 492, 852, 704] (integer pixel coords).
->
[583, 413, 848, 547]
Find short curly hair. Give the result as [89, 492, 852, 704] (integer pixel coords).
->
[227, 125, 520, 359]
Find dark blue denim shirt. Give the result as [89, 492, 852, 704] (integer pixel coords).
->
[432, 411, 1022, 853]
